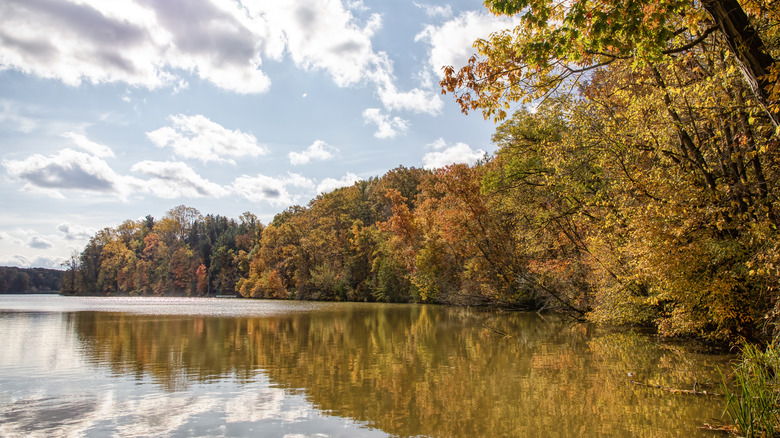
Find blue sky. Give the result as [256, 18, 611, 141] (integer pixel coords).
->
[0, 0, 519, 269]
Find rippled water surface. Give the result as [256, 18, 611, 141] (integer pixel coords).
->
[0, 295, 733, 437]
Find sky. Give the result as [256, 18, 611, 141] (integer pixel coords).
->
[0, 0, 521, 269]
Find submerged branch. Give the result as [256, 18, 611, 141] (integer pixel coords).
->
[481, 322, 512, 337]
[630, 380, 723, 397]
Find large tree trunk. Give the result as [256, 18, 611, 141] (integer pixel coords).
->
[702, 0, 779, 127]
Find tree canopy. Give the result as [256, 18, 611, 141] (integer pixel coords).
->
[443, 0, 779, 126]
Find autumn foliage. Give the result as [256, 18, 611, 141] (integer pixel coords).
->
[438, 0, 780, 342]
[69, 206, 261, 297]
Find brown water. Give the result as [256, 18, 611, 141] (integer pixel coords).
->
[0, 295, 733, 437]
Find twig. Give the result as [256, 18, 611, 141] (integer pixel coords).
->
[698, 422, 735, 433]
[481, 322, 512, 337]
[630, 380, 723, 397]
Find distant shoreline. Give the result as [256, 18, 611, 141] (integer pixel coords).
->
[1, 291, 61, 295]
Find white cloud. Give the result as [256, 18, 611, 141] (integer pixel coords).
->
[1, 0, 448, 122]
[28, 235, 53, 249]
[62, 132, 115, 158]
[0, 0, 273, 93]
[3, 148, 128, 197]
[362, 52, 443, 116]
[146, 114, 268, 164]
[284, 172, 317, 190]
[427, 137, 452, 151]
[415, 11, 520, 77]
[130, 160, 228, 198]
[316, 172, 361, 194]
[288, 140, 338, 165]
[378, 84, 443, 115]
[422, 138, 485, 169]
[3, 148, 233, 201]
[0, 230, 24, 247]
[414, 2, 453, 18]
[232, 172, 315, 207]
[57, 223, 96, 241]
[0, 254, 64, 269]
[345, 0, 369, 12]
[252, 1, 383, 87]
[362, 108, 408, 139]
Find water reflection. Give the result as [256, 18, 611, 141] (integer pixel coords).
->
[67, 304, 730, 437]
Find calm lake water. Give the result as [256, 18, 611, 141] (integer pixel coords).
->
[0, 295, 733, 437]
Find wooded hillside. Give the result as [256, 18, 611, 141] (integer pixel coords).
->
[0, 266, 64, 293]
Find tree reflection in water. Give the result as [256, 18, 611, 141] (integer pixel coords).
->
[73, 304, 731, 437]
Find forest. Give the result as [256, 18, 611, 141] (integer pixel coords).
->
[0, 266, 64, 293]
[63, 0, 780, 347]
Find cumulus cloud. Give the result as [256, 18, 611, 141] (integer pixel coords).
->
[414, 2, 453, 18]
[1, 0, 452, 125]
[362, 108, 408, 139]
[28, 235, 53, 249]
[0, 254, 64, 269]
[130, 160, 228, 198]
[259, 1, 442, 117]
[62, 132, 115, 158]
[231, 172, 314, 207]
[57, 223, 95, 241]
[4, 145, 247, 202]
[422, 138, 485, 169]
[0, 0, 272, 93]
[146, 114, 268, 164]
[345, 0, 369, 12]
[3, 145, 234, 201]
[316, 172, 361, 194]
[288, 140, 338, 165]
[3, 148, 127, 196]
[0, 231, 23, 247]
[251, 2, 383, 87]
[378, 84, 443, 115]
[0, 0, 403, 96]
[415, 11, 520, 77]
[354, 52, 443, 116]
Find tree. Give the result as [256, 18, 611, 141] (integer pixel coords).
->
[166, 205, 202, 242]
[436, 0, 780, 341]
[443, 0, 778, 125]
[700, 0, 779, 126]
[485, 101, 597, 313]
[139, 232, 170, 295]
[195, 264, 208, 295]
[78, 229, 112, 294]
[98, 239, 133, 293]
[61, 250, 81, 295]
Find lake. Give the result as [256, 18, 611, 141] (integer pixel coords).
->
[0, 295, 733, 437]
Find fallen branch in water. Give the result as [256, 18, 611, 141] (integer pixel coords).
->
[630, 380, 723, 397]
[481, 322, 512, 337]
[698, 422, 735, 434]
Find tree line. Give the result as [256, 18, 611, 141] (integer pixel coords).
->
[0, 266, 64, 293]
[62, 206, 259, 297]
